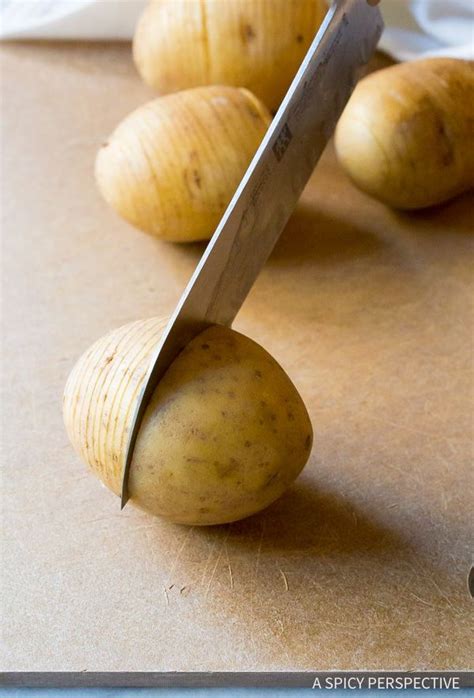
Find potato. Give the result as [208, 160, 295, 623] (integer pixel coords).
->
[63, 317, 312, 525]
[133, 0, 326, 112]
[95, 86, 271, 242]
[335, 58, 474, 210]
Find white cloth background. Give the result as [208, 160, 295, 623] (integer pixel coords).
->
[0, 0, 473, 62]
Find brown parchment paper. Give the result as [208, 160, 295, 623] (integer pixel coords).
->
[1, 42, 473, 673]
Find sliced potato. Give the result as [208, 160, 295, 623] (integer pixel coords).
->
[95, 86, 271, 242]
[64, 318, 313, 525]
[133, 0, 327, 112]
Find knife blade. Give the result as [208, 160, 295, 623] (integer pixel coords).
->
[121, 0, 384, 507]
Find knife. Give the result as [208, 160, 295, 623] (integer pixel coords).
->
[121, 0, 384, 507]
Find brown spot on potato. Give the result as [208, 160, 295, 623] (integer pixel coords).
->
[296, 34, 304, 43]
[305, 434, 312, 450]
[244, 440, 251, 448]
[193, 169, 201, 188]
[287, 412, 295, 421]
[246, 104, 261, 121]
[227, 390, 235, 399]
[264, 471, 279, 487]
[183, 165, 204, 196]
[255, 370, 262, 379]
[212, 354, 222, 361]
[189, 427, 208, 441]
[241, 23, 255, 43]
[214, 458, 239, 477]
[442, 150, 454, 166]
[434, 118, 454, 166]
[199, 507, 210, 514]
[182, 168, 193, 198]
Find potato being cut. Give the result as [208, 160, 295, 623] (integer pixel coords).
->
[63, 318, 313, 525]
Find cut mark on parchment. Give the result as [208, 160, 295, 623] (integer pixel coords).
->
[279, 568, 289, 592]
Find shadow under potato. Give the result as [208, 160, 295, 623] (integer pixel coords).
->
[166, 187, 473, 269]
[393, 189, 474, 236]
[162, 200, 385, 268]
[190, 478, 405, 560]
[270, 202, 383, 266]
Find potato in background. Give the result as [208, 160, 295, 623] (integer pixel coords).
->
[133, 0, 327, 112]
[335, 58, 474, 209]
[95, 86, 271, 242]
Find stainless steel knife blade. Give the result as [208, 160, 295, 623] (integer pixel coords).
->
[121, 0, 383, 507]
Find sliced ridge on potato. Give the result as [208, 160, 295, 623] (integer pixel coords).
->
[133, 0, 327, 112]
[95, 86, 271, 242]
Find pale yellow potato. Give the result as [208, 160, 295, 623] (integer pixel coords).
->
[335, 58, 474, 210]
[63, 318, 313, 525]
[95, 86, 271, 242]
[133, 0, 327, 112]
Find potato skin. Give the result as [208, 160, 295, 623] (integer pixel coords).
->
[63, 318, 312, 525]
[335, 58, 474, 209]
[95, 86, 271, 242]
[133, 0, 326, 112]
